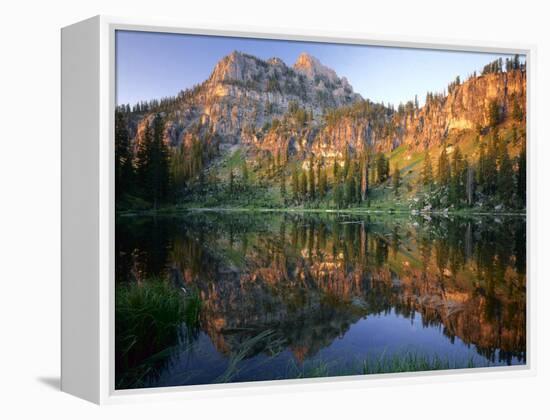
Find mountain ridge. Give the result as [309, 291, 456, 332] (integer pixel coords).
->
[116, 51, 527, 213]
[127, 51, 525, 161]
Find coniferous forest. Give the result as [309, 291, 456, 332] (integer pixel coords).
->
[114, 34, 527, 390]
[115, 53, 526, 214]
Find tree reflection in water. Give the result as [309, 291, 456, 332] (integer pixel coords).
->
[115, 212, 526, 388]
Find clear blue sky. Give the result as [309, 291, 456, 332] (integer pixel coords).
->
[116, 30, 522, 108]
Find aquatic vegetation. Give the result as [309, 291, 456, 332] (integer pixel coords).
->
[115, 212, 526, 388]
[362, 352, 477, 374]
[216, 329, 286, 383]
[115, 278, 201, 389]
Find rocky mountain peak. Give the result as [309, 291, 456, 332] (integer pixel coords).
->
[207, 50, 256, 84]
[133, 50, 366, 149]
[294, 52, 338, 84]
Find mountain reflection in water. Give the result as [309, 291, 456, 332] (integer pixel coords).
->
[115, 211, 526, 388]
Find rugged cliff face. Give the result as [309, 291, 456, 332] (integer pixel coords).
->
[258, 69, 526, 160]
[129, 51, 526, 165]
[401, 69, 526, 149]
[132, 51, 362, 149]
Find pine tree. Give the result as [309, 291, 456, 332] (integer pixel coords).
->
[344, 175, 355, 207]
[421, 151, 433, 188]
[512, 96, 523, 122]
[308, 156, 316, 200]
[466, 163, 475, 206]
[485, 132, 499, 194]
[498, 144, 514, 206]
[319, 167, 328, 200]
[437, 147, 451, 186]
[115, 111, 133, 200]
[332, 159, 340, 183]
[229, 169, 235, 192]
[477, 140, 486, 187]
[513, 54, 520, 70]
[488, 100, 500, 128]
[316, 161, 321, 198]
[450, 146, 465, 206]
[517, 145, 527, 207]
[342, 149, 350, 180]
[376, 153, 388, 183]
[360, 153, 369, 201]
[279, 171, 286, 200]
[135, 120, 153, 199]
[299, 170, 308, 200]
[170, 144, 186, 197]
[242, 161, 249, 184]
[291, 166, 300, 201]
[392, 164, 401, 196]
[334, 182, 344, 209]
[150, 113, 170, 209]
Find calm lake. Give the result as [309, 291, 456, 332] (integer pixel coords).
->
[115, 211, 526, 389]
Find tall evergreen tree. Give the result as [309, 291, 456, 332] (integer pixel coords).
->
[422, 151, 434, 188]
[241, 161, 249, 184]
[115, 111, 133, 200]
[512, 95, 523, 122]
[319, 167, 328, 200]
[450, 146, 465, 206]
[392, 164, 401, 196]
[488, 100, 500, 128]
[498, 144, 514, 206]
[279, 171, 286, 200]
[150, 113, 170, 209]
[376, 153, 388, 183]
[334, 182, 344, 209]
[229, 169, 235, 193]
[477, 140, 486, 187]
[308, 156, 316, 200]
[517, 145, 527, 207]
[332, 159, 340, 183]
[344, 174, 355, 207]
[437, 147, 451, 186]
[360, 153, 369, 201]
[342, 148, 350, 180]
[484, 132, 499, 194]
[316, 160, 321, 194]
[466, 163, 475, 206]
[299, 170, 308, 200]
[170, 144, 186, 198]
[291, 166, 300, 201]
[135, 120, 154, 198]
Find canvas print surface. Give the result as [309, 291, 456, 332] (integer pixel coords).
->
[114, 30, 527, 390]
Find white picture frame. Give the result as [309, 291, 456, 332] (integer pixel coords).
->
[61, 15, 536, 404]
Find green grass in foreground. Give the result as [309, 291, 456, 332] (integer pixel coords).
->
[213, 330, 481, 384]
[362, 352, 476, 374]
[115, 278, 201, 389]
[288, 352, 478, 379]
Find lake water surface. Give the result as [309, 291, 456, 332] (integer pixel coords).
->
[115, 211, 526, 389]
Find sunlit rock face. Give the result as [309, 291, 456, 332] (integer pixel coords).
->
[129, 50, 526, 170]
[399, 70, 527, 150]
[131, 51, 362, 150]
[234, 69, 525, 161]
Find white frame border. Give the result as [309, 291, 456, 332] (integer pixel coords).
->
[96, 15, 536, 404]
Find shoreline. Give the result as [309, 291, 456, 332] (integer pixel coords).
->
[117, 206, 527, 218]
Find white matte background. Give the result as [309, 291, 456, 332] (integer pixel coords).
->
[1, 0, 548, 418]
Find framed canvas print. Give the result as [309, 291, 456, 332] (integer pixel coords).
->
[61, 16, 534, 404]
